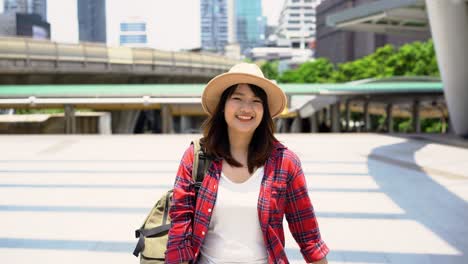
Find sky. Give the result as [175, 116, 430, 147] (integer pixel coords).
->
[34, 0, 284, 51]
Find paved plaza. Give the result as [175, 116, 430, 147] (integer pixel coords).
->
[0, 134, 467, 264]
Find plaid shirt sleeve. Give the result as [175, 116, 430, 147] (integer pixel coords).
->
[284, 151, 329, 263]
[165, 145, 196, 264]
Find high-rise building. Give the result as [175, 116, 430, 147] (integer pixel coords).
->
[3, 0, 47, 21]
[119, 19, 148, 47]
[0, 13, 50, 39]
[78, 0, 106, 43]
[1, 0, 49, 39]
[200, 0, 235, 53]
[200, 0, 265, 55]
[276, 0, 322, 49]
[236, 0, 266, 53]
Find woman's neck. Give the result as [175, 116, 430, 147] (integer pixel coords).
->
[227, 130, 252, 164]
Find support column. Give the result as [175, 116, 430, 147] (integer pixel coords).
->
[64, 104, 76, 134]
[426, 0, 468, 137]
[291, 115, 302, 133]
[180, 116, 191, 133]
[275, 118, 289, 133]
[111, 110, 140, 134]
[309, 112, 319, 133]
[364, 101, 370, 132]
[345, 100, 351, 132]
[412, 100, 421, 133]
[161, 105, 173, 134]
[386, 103, 393, 133]
[330, 102, 341, 133]
[98, 112, 112, 134]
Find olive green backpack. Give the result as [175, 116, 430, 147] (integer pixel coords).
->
[133, 139, 212, 263]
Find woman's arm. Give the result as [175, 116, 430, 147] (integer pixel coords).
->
[165, 146, 196, 264]
[284, 151, 330, 263]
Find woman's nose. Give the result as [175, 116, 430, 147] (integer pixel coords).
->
[239, 101, 255, 111]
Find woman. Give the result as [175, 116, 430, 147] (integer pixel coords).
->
[165, 63, 329, 264]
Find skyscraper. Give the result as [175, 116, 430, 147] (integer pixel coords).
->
[235, 0, 265, 53]
[200, 0, 265, 55]
[78, 0, 106, 43]
[3, 0, 47, 21]
[1, 0, 49, 39]
[200, 0, 235, 53]
[277, 0, 323, 49]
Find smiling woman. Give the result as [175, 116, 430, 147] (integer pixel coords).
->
[165, 63, 329, 264]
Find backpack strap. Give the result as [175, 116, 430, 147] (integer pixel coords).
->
[191, 138, 211, 191]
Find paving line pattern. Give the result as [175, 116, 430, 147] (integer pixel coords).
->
[0, 134, 467, 264]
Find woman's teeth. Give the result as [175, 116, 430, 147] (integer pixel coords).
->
[237, 115, 253, 120]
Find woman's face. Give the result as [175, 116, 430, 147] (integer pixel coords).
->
[224, 84, 264, 136]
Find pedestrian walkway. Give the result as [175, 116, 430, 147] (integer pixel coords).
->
[0, 134, 467, 264]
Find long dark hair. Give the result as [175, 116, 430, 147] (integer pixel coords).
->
[201, 84, 278, 173]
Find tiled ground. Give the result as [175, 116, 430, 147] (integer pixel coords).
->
[0, 134, 467, 264]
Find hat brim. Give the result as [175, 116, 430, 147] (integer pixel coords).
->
[202, 72, 287, 118]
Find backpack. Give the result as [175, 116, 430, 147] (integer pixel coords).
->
[133, 139, 212, 263]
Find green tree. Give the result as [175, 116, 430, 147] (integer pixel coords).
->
[280, 39, 439, 83]
[260, 60, 279, 80]
[278, 58, 335, 83]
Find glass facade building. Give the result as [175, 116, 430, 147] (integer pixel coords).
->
[200, 0, 265, 55]
[235, 0, 265, 53]
[200, 0, 230, 53]
[78, 0, 107, 43]
[4, 0, 47, 21]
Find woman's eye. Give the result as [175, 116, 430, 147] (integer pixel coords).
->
[254, 100, 262, 103]
[232, 97, 241, 101]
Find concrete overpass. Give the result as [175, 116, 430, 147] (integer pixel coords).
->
[0, 37, 239, 84]
[326, 0, 468, 137]
[0, 81, 445, 134]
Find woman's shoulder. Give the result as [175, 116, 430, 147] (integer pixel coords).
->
[272, 141, 301, 165]
[179, 142, 195, 165]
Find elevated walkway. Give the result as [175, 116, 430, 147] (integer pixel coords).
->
[0, 37, 239, 84]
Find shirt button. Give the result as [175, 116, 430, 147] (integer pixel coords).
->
[213, 184, 216, 189]
[202, 231, 205, 236]
[208, 208, 212, 213]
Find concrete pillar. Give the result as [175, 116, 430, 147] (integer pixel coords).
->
[426, 0, 468, 137]
[111, 110, 140, 134]
[345, 100, 351, 132]
[64, 104, 76, 134]
[330, 102, 341, 133]
[161, 105, 173, 134]
[276, 118, 289, 133]
[291, 115, 302, 133]
[364, 101, 370, 132]
[309, 112, 319, 133]
[386, 103, 393, 133]
[412, 100, 421, 133]
[98, 112, 112, 134]
[180, 116, 191, 133]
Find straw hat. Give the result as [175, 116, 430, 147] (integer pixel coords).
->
[201, 63, 287, 118]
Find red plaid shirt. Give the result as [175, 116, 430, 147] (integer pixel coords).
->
[165, 141, 329, 264]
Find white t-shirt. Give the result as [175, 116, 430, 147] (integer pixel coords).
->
[198, 166, 268, 264]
